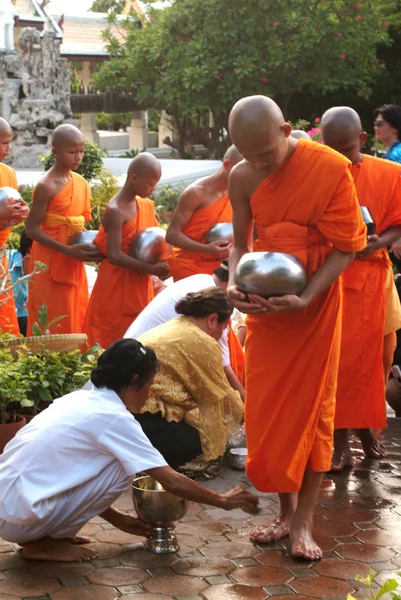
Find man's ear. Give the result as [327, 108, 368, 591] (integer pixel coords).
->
[360, 131, 368, 148]
[282, 123, 292, 138]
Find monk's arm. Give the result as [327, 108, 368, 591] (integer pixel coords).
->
[359, 225, 401, 259]
[166, 188, 229, 257]
[105, 207, 166, 276]
[224, 365, 245, 400]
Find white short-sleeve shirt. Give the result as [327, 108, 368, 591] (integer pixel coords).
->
[124, 274, 230, 367]
[0, 388, 167, 525]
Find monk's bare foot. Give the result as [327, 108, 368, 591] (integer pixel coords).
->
[250, 515, 291, 544]
[290, 524, 323, 561]
[330, 450, 354, 472]
[356, 429, 386, 458]
[22, 537, 98, 562]
[65, 535, 91, 545]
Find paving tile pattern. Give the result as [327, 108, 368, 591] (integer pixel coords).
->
[1, 420, 401, 599]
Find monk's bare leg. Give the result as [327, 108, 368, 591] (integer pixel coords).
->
[330, 429, 353, 472]
[290, 470, 323, 561]
[250, 492, 297, 544]
[355, 429, 386, 458]
[21, 537, 98, 562]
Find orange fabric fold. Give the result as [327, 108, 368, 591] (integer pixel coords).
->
[27, 172, 91, 335]
[244, 140, 366, 493]
[335, 155, 401, 430]
[168, 193, 232, 281]
[83, 196, 158, 349]
[227, 324, 244, 384]
[0, 163, 19, 335]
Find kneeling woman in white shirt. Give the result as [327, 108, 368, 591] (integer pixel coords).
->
[0, 339, 258, 563]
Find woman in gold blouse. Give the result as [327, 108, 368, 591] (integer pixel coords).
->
[135, 287, 243, 470]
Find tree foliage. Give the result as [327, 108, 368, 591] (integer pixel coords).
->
[95, 0, 395, 157]
[90, 0, 125, 13]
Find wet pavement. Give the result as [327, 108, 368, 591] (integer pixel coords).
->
[1, 419, 401, 600]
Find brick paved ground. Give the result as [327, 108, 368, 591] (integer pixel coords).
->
[1, 419, 401, 600]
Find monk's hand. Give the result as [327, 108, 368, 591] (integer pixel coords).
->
[227, 285, 269, 314]
[356, 234, 380, 259]
[67, 243, 104, 262]
[151, 261, 170, 280]
[207, 240, 232, 259]
[248, 293, 308, 313]
[10, 199, 30, 224]
[0, 198, 29, 227]
[390, 239, 401, 260]
[221, 485, 260, 514]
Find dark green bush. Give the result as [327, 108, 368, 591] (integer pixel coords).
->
[41, 141, 104, 183]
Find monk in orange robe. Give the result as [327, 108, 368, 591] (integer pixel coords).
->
[0, 118, 30, 335]
[26, 125, 102, 336]
[321, 107, 401, 469]
[227, 96, 366, 560]
[83, 153, 169, 349]
[166, 145, 242, 281]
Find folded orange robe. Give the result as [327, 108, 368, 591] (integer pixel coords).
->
[227, 324, 244, 384]
[244, 140, 366, 493]
[168, 193, 232, 281]
[27, 172, 91, 335]
[335, 155, 401, 430]
[0, 163, 19, 335]
[84, 197, 158, 349]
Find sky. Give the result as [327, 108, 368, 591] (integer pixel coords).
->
[46, 0, 167, 15]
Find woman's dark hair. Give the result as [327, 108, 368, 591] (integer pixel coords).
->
[213, 260, 229, 284]
[19, 230, 33, 257]
[373, 104, 401, 138]
[175, 286, 233, 323]
[91, 339, 159, 393]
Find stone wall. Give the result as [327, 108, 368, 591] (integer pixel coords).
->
[0, 28, 72, 168]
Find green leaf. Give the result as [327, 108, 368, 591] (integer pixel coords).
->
[20, 399, 35, 408]
[377, 579, 400, 599]
[38, 303, 48, 328]
[47, 315, 68, 330]
[32, 322, 42, 337]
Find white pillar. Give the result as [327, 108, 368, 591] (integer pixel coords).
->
[158, 110, 175, 148]
[129, 111, 149, 151]
[81, 113, 99, 145]
[0, 1, 15, 50]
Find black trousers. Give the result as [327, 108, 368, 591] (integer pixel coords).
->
[132, 411, 202, 469]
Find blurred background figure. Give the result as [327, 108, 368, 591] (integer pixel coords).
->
[6, 230, 32, 337]
[374, 104, 401, 163]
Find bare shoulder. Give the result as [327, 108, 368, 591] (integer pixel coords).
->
[33, 176, 57, 204]
[176, 184, 203, 211]
[229, 160, 260, 198]
[103, 203, 124, 227]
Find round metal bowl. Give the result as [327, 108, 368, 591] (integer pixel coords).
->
[360, 206, 376, 236]
[206, 222, 234, 244]
[227, 447, 247, 471]
[70, 230, 98, 245]
[234, 251, 307, 298]
[226, 423, 246, 451]
[132, 475, 189, 524]
[0, 186, 23, 204]
[130, 226, 171, 264]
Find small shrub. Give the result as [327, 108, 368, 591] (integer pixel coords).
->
[41, 141, 104, 183]
[96, 112, 131, 131]
[153, 184, 183, 224]
[347, 569, 401, 600]
[88, 169, 121, 230]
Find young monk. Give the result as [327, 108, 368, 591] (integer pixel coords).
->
[83, 153, 169, 349]
[321, 107, 401, 469]
[26, 125, 102, 335]
[227, 96, 366, 560]
[166, 145, 242, 281]
[0, 118, 30, 335]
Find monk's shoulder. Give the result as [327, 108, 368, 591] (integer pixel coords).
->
[363, 153, 401, 177]
[33, 175, 58, 203]
[0, 162, 17, 185]
[302, 141, 350, 171]
[71, 171, 91, 190]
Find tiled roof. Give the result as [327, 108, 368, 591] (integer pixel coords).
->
[52, 14, 126, 53]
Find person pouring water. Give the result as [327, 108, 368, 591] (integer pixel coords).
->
[0, 339, 258, 563]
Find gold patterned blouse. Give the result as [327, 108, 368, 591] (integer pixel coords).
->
[137, 316, 243, 461]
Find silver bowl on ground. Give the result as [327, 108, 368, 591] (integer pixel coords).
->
[132, 475, 189, 553]
[227, 447, 247, 471]
[206, 222, 234, 244]
[360, 206, 376, 236]
[234, 251, 307, 298]
[226, 423, 246, 451]
[0, 186, 23, 204]
[70, 230, 98, 245]
[130, 226, 170, 264]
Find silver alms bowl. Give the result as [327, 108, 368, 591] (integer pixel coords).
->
[132, 475, 189, 553]
[360, 206, 376, 236]
[234, 251, 307, 298]
[130, 226, 170, 264]
[206, 222, 234, 245]
[0, 187, 23, 204]
[70, 230, 98, 245]
[227, 447, 247, 471]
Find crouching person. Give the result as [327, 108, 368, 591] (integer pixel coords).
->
[0, 339, 258, 562]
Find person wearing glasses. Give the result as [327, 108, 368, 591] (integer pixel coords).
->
[373, 104, 401, 164]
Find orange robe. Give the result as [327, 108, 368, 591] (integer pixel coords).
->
[244, 140, 366, 493]
[27, 172, 91, 335]
[227, 324, 244, 384]
[335, 155, 401, 430]
[168, 193, 232, 281]
[84, 197, 158, 349]
[0, 163, 19, 335]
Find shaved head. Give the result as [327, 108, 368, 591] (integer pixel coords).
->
[291, 130, 311, 140]
[0, 118, 12, 137]
[223, 145, 243, 165]
[127, 152, 161, 179]
[52, 124, 84, 148]
[228, 96, 293, 171]
[321, 107, 365, 164]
